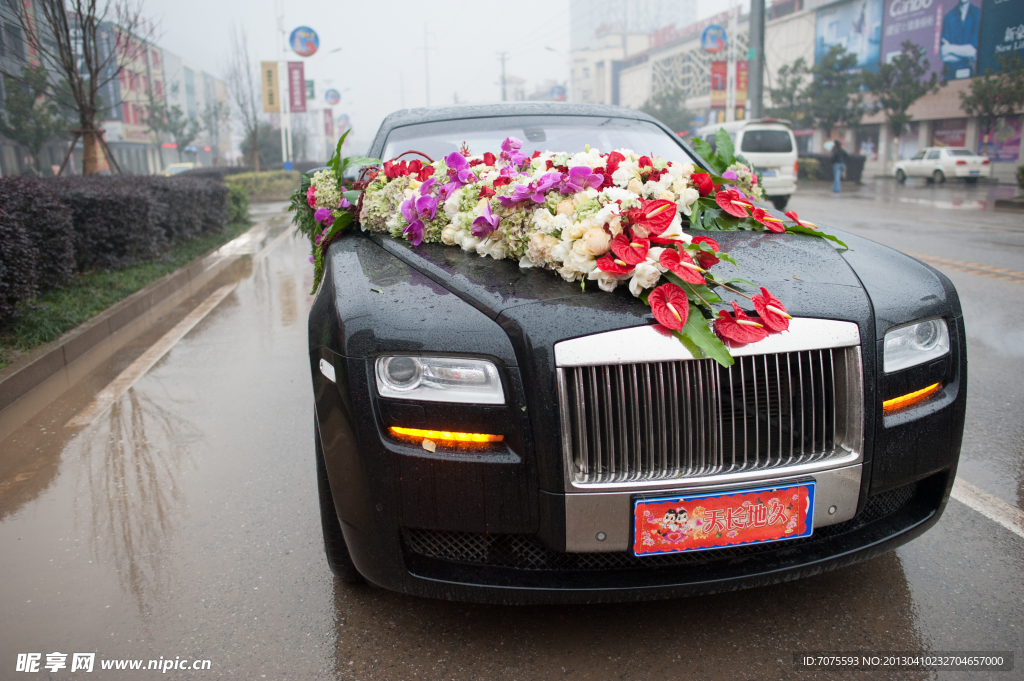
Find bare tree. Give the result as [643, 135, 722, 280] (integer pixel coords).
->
[3, 0, 148, 174]
[226, 27, 260, 171]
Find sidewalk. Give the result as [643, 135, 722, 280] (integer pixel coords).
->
[795, 177, 1020, 213]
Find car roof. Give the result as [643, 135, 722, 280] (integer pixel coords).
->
[368, 103, 664, 158]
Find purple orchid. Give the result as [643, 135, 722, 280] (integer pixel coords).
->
[498, 173, 561, 208]
[314, 207, 334, 226]
[722, 170, 738, 180]
[338, 196, 351, 209]
[400, 197, 418, 224]
[498, 183, 534, 208]
[560, 166, 604, 194]
[403, 219, 425, 246]
[471, 200, 500, 238]
[444, 152, 478, 186]
[500, 136, 528, 167]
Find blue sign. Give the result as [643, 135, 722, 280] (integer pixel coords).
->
[289, 26, 319, 57]
[701, 24, 727, 53]
[978, 0, 1024, 73]
[325, 89, 341, 106]
[550, 85, 566, 102]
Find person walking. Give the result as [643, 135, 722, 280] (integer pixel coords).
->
[831, 140, 849, 193]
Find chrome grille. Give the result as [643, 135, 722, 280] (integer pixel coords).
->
[559, 348, 862, 485]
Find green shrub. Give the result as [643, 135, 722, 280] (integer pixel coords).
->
[798, 157, 821, 180]
[227, 184, 250, 224]
[224, 170, 301, 201]
[1017, 164, 1024, 191]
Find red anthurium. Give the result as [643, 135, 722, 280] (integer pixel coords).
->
[610, 234, 650, 265]
[492, 176, 513, 188]
[690, 235, 721, 269]
[478, 186, 496, 199]
[715, 302, 769, 344]
[648, 283, 689, 331]
[648, 234, 686, 245]
[691, 172, 713, 196]
[715, 188, 753, 218]
[659, 247, 706, 285]
[751, 207, 786, 233]
[605, 151, 625, 175]
[751, 287, 792, 332]
[632, 199, 676, 237]
[596, 253, 635, 275]
[531, 150, 542, 159]
[483, 152, 496, 166]
[785, 211, 818, 230]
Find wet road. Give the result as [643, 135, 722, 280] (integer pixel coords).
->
[0, 188, 1022, 680]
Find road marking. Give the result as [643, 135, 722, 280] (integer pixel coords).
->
[908, 253, 1024, 283]
[65, 283, 238, 429]
[253, 225, 297, 264]
[951, 477, 1024, 540]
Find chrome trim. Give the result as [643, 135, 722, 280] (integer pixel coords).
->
[555, 318, 860, 367]
[319, 358, 336, 383]
[564, 463, 863, 552]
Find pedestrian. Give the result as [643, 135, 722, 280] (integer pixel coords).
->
[831, 140, 848, 193]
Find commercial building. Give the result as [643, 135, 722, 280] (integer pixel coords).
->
[573, 0, 1023, 180]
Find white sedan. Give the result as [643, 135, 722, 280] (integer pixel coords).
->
[894, 147, 991, 184]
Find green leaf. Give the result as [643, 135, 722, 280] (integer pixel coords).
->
[343, 190, 361, 205]
[663, 272, 723, 305]
[340, 155, 382, 177]
[786, 224, 848, 250]
[692, 137, 714, 164]
[679, 305, 734, 367]
[715, 128, 736, 166]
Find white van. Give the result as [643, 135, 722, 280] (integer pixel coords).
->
[693, 119, 798, 211]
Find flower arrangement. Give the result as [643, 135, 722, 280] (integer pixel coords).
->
[290, 129, 846, 367]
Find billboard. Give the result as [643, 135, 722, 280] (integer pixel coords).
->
[260, 61, 279, 113]
[287, 62, 306, 113]
[979, 115, 1021, 161]
[710, 61, 727, 108]
[701, 24, 728, 53]
[815, 0, 885, 71]
[978, 0, 1024, 73]
[881, 0, 981, 81]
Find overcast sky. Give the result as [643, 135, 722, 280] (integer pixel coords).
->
[142, 0, 734, 154]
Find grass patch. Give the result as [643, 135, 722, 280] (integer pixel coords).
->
[0, 219, 253, 371]
[224, 170, 301, 201]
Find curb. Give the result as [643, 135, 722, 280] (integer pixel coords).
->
[994, 198, 1024, 212]
[0, 221, 273, 443]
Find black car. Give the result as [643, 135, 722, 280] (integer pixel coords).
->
[308, 103, 966, 604]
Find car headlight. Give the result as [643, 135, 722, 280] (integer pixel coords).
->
[883, 319, 950, 373]
[374, 356, 505, 404]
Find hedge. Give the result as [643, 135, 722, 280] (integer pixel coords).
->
[0, 175, 246, 327]
[798, 153, 867, 183]
[224, 170, 301, 200]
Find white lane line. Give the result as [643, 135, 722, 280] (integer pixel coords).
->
[253, 224, 297, 264]
[951, 477, 1024, 540]
[65, 283, 238, 429]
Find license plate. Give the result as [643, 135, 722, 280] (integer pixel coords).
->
[760, 170, 777, 177]
[633, 482, 815, 556]
[969, 170, 980, 175]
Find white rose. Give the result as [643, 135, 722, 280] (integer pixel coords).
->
[461, 235, 481, 252]
[678, 187, 700, 216]
[441, 226, 459, 245]
[579, 227, 611, 256]
[657, 190, 676, 202]
[679, 163, 695, 178]
[587, 268, 627, 293]
[550, 240, 572, 263]
[444, 188, 463, 219]
[527, 232, 560, 264]
[557, 265, 582, 282]
[564, 222, 587, 240]
[556, 199, 575, 216]
[627, 178, 644, 194]
[628, 262, 662, 297]
[601, 186, 640, 204]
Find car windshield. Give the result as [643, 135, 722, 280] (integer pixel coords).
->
[946, 149, 974, 156]
[740, 130, 793, 153]
[381, 116, 698, 165]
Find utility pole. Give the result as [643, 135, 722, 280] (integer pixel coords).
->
[499, 52, 508, 102]
[423, 24, 430, 106]
[749, 0, 766, 119]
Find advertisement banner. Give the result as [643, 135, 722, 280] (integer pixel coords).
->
[815, 0, 885, 71]
[736, 60, 748, 102]
[977, 0, 1024, 73]
[323, 108, 334, 137]
[701, 24, 728, 53]
[932, 117, 968, 146]
[260, 61, 279, 114]
[978, 115, 1022, 161]
[710, 61, 727, 109]
[289, 26, 319, 57]
[882, 0, 982, 81]
[288, 62, 306, 113]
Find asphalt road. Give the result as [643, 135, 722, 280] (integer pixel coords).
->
[0, 184, 1022, 680]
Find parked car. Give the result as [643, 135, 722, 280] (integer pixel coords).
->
[893, 147, 991, 184]
[695, 118, 798, 211]
[309, 103, 966, 604]
[161, 162, 197, 176]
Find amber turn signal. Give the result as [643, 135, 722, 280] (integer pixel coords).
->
[389, 426, 504, 443]
[883, 383, 941, 414]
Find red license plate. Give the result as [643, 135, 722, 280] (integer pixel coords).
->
[633, 482, 815, 556]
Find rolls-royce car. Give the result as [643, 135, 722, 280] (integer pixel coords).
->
[308, 103, 966, 604]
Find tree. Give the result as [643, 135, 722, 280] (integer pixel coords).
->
[227, 27, 261, 171]
[199, 101, 230, 166]
[767, 57, 810, 127]
[639, 87, 696, 135]
[2, 0, 147, 174]
[863, 41, 941, 151]
[145, 102, 201, 162]
[0, 65, 67, 174]
[239, 121, 282, 168]
[803, 45, 864, 136]
[958, 52, 1024, 154]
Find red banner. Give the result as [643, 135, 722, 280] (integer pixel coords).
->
[323, 108, 334, 137]
[710, 61, 727, 109]
[736, 60, 748, 102]
[288, 62, 306, 113]
[633, 483, 814, 555]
